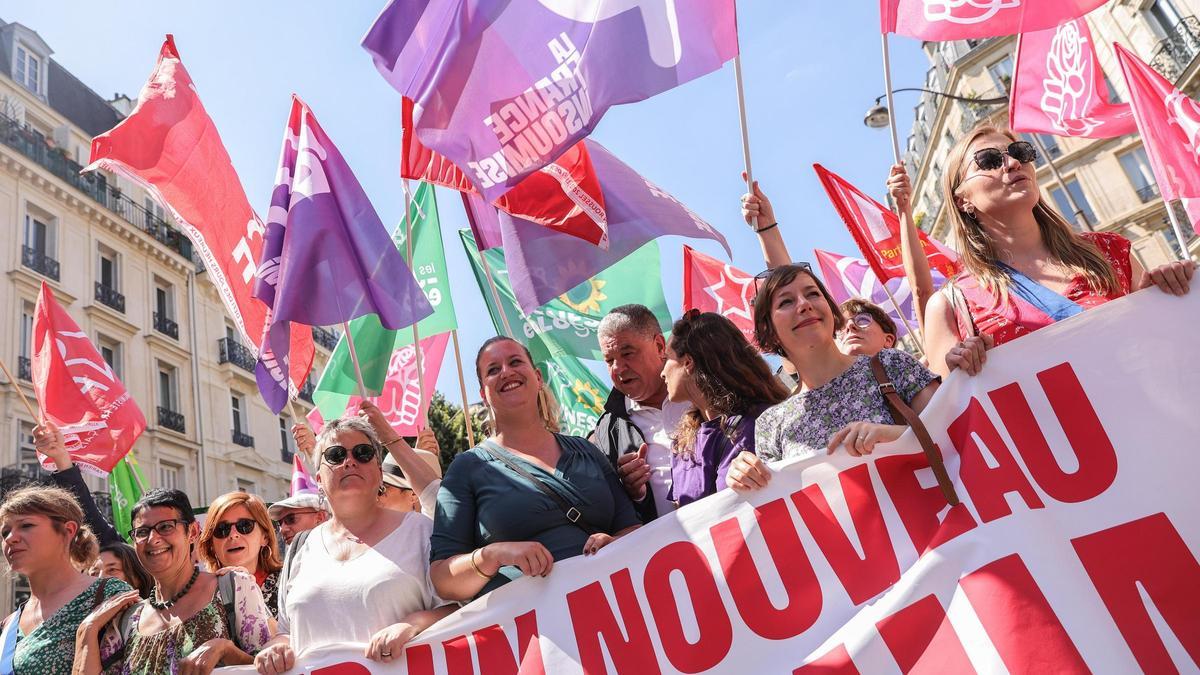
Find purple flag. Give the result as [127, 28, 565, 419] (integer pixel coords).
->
[502, 139, 730, 311]
[362, 0, 739, 201]
[254, 96, 433, 413]
[814, 249, 947, 340]
[461, 192, 503, 251]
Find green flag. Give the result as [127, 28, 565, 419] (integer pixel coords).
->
[314, 183, 457, 419]
[109, 456, 146, 542]
[459, 230, 671, 362]
[539, 355, 610, 437]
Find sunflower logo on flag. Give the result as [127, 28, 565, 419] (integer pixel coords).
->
[558, 279, 608, 315]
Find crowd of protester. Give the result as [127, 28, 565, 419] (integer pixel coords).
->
[0, 123, 1194, 673]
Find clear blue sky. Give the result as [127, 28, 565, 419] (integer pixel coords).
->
[10, 2, 931, 400]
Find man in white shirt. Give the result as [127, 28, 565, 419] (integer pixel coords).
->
[591, 304, 691, 522]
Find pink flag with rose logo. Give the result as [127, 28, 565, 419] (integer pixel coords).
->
[882, 0, 1107, 40]
[1115, 43, 1200, 217]
[1011, 18, 1135, 138]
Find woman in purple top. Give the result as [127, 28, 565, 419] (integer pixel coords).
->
[660, 311, 790, 507]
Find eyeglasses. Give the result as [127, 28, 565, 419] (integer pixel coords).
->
[753, 262, 814, 297]
[321, 443, 378, 466]
[273, 510, 319, 528]
[840, 313, 876, 334]
[129, 518, 185, 542]
[970, 141, 1037, 172]
[213, 518, 257, 539]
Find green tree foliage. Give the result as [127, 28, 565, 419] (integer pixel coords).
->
[425, 391, 486, 472]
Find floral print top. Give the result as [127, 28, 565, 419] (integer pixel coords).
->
[99, 570, 272, 675]
[11, 577, 133, 675]
[755, 350, 939, 462]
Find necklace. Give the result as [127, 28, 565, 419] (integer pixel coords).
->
[149, 567, 199, 610]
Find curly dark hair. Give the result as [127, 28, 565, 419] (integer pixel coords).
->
[668, 312, 789, 455]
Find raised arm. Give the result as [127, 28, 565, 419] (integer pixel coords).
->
[889, 163, 936, 336]
[358, 400, 440, 496]
[740, 172, 791, 269]
[39, 420, 122, 546]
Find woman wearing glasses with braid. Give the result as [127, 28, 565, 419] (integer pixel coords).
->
[253, 416, 455, 675]
[197, 493, 283, 617]
[924, 126, 1195, 379]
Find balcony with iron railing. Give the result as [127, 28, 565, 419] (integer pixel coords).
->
[17, 356, 31, 381]
[157, 406, 186, 433]
[1150, 16, 1200, 83]
[312, 326, 339, 351]
[232, 430, 255, 448]
[21, 245, 59, 281]
[298, 378, 315, 403]
[1136, 182, 1161, 203]
[0, 110, 195, 263]
[280, 444, 295, 464]
[218, 337, 256, 373]
[154, 311, 179, 340]
[94, 282, 125, 313]
[0, 464, 52, 501]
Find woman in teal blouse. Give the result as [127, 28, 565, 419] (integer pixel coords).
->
[430, 337, 641, 601]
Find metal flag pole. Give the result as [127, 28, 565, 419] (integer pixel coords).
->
[340, 320, 369, 399]
[880, 283, 925, 357]
[1028, 134, 1093, 232]
[733, 55, 757, 228]
[881, 34, 904, 165]
[186, 269, 209, 503]
[449, 330, 476, 447]
[1164, 198, 1193, 261]
[401, 179, 428, 423]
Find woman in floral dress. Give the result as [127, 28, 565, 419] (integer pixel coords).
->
[73, 489, 274, 675]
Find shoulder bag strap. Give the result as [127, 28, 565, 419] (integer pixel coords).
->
[481, 441, 600, 535]
[869, 356, 960, 506]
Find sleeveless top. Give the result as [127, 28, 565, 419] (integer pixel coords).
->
[949, 231, 1134, 346]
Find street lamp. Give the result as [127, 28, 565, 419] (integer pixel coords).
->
[863, 88, 1009, 128]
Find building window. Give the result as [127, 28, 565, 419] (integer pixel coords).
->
[232, 395, 246, 435]
[1050, 178, 1098, 227]
[97, 335, 123, 381]
[153, 278, 179, 339]
[158, 362, 179, 412]
[17, 421, 41, 478]
[279, 417, 295, 464]
[236, 478, 256, 494]
[1021, 133, 1061, 166]
[158, 462, 181, 491]
[144, 196, 165, 225]
[22, 207, 59, 281]
[15, 46, 41, 95]
[1146, 0, 1185, 38]
[987, 56, 1014, 94]
[1119, 147, 1159, 203]
[97, 244, 120, 291]
[18, 301, 34, 381]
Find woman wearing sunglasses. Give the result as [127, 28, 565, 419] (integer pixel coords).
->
[726, 264, 941, 491]
[660, 311, 789, 506]
[198, 492, 283, 617]
[74, 488, 274, 674]
[429, 337, 641, 602]
[924, 126, 1195, 379]
[254, 416, 454, 674]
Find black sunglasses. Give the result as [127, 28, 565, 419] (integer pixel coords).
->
[273, 510, 319, 528]
[213, 517, 257, 539]
[322, 443, 379, 466]
[753, 262, 814, 297]
[971, 141, 1037, 171]
[129, 518, 185, 542]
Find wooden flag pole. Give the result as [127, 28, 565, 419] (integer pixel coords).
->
[479, 251, 515, 338]
[125, 453, 147, 494]
[1164, 198, 1193, 261]
[881, 282, 926, 357]
[341, 320, 369, 399]
[0, 357, 39, 420]
[450, 329, 476, 447]
[402, 179, 428, 424]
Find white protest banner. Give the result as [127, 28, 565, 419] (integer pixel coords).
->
[222, 289, 1200, 674]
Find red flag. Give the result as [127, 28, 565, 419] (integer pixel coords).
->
[1115, 43, 1200, 210]
[682, 246, 756, 344]
[1011, 18, 1136, 138]
[306, 332, 450, 437]
[85, 36, 313, 397]
[882, 0, 1106, 40]
[31, 282, 145, 475]
[401, 97, 607, 247]
[814, 164, 960, 282]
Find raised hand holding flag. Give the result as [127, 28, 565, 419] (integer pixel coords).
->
[254, 96, 432, 413]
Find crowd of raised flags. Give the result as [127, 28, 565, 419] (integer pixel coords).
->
[2, 0, 1199, 673]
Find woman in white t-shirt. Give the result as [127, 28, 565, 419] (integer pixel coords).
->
[254, 417, 456, 674]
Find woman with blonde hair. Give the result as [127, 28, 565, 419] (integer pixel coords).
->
[429, 336, 640, 602]
[198, 492, 283, 616]
[924, 125, 1195, 378]
[0, 485, 132, 673]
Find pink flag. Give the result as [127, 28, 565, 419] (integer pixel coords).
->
[32, 282, 146, 475]
[289, 453, 319, 497]
[86, 37, 314, 396]
[883, 0, 1107, 40]
[1115, 43, 1200, 212]
[1011, 18, 1135, 138]
[305, 332, 450, 437]
[681, 246, 755, 344]
[814, 250, 948, 340]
